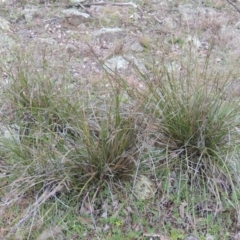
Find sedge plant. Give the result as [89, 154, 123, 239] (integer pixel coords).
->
[0, 47, 140, 238]
[137, 47, 240, 217]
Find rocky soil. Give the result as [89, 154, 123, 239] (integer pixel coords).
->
[0, 0, 240, 151]
[0, 0, 240, 87]
[1, 0, 240, 239]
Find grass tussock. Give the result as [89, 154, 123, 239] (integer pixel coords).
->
[139, 49, 240, 204]
[0, 47, 141, 237]
[1, 45, 240, 239]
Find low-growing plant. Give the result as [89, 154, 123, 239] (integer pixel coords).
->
[0, 47, 140, 238]
[65, 93, 139, 197]
[2, 39, 240, 239]
[138, 48, 240, 216]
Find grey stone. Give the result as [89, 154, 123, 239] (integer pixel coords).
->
[185, 236, 199, 240]
[0, 16, 11, 32]
[94, 28, 126, 41]
[104, 55, 148, 75]
[225, 79, 240, 99]
[0, 32, 16, 47]
[234, 232, 240, 240]
[178, 4, 198, 23]
[123, 40, 144, 53]
[164, 17, 177, 30]
[37, 37, 58, 45]
[235, 21, 240, 30]
[178, 4, 217, 26]
[69, 0, 86, 5]
[129, 13, 141, 20]
[0, 124, 20, 145]
[62, 9, 90, 26]
[206, 235, 214, 240]
[125, 55, 148, 75]
[104, 56, 129, 72]
[23, 8, 38, 22]
[186, 35, 201, 49]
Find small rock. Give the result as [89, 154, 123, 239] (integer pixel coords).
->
[0, 16, 11, 32]
[129, 13, 141, 20]
[134, 175, 156, 200]
[186, 35, 201, 49]
[163, 17, 177, 30]
[0, 124, 20, 145]
[23, 8, 38, 22]
[139, 35, 151, 49]
[234, 232, 240, 240]
[178, 4, 198, 24]
[225, 79, 240, 99]
[0, 32, 16, 47]
[37, 37, 58, 45]
[69, 0, 86, 5]
[94, 28, 126, 41]
[36, 226, 62, 240]
[185, 236, 199, 240]
[66, 44, 77, 55]
[104, 55, 148, 75]
[104, 56, 129, 72]
[206, 234, 214, 240]
[123, 40, 144, 53]
[124, 55, 148, 75]
[62, 9, 90, 26]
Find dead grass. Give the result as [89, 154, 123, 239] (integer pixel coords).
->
[1, 0, 240, 239]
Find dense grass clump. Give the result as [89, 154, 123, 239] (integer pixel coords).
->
[139, 51, 240, 203]
[0, 48, 141, 237]
[64, 96, 139, 196]
[1, 45, 240, 239]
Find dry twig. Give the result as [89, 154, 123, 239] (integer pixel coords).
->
[75, 1, 144, 17]
[226, 0, 240, 14]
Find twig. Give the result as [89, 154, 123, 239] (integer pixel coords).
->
[70, 1, 144, 17]
[78, 2, 86, 10]
[226, 0, 240, 14]
[81, 1, 138, 8]
[81, 1, 143, 14]
[153, 15, 163, 24]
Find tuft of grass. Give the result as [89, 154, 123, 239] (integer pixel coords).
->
[138, 48, 240, 214]
[64, 93, 140, 198]
[1, 42, 240, 238]
[0, 47, 140, 238]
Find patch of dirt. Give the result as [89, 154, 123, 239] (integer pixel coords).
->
[1, 0, 239, 89]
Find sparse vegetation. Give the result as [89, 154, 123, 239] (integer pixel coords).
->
[1, 0, 240, 239]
